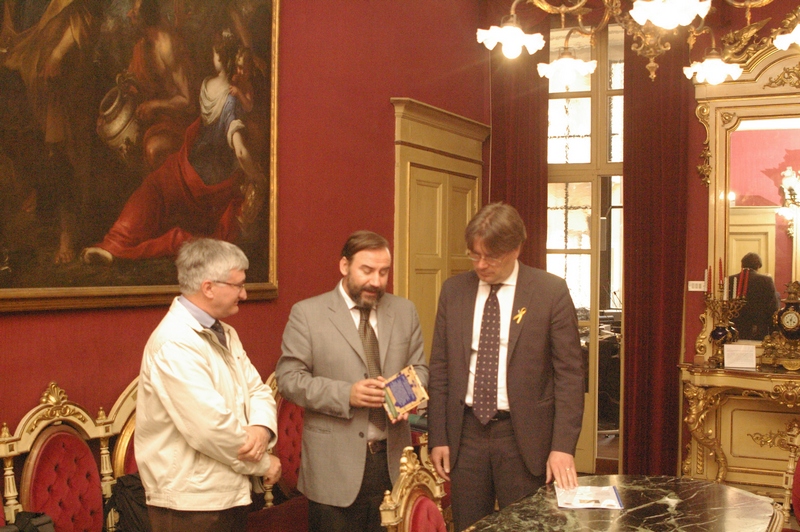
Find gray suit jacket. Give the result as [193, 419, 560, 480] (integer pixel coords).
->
[427, 264, 585, 476]
[276, 285, 428, 507]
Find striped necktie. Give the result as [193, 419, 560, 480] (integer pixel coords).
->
[358, 307, 386, 431]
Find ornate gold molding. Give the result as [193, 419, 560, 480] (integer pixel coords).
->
[27, 382, 87, 433]
[744, 381, 800, 408]
[695, 104, 711, 187]
[683, 382, 732, 481]
[764, 60, 800, 90]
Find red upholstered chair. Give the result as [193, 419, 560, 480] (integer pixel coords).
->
[246, 373, 308, 532]
[381, 447, 447, 532]
[20, 424, 104, 531]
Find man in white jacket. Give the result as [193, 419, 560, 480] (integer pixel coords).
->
[135, 238, 280, 532]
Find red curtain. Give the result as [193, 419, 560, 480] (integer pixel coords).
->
[482, 1, 549, 269]
[621, 29, 692, 475]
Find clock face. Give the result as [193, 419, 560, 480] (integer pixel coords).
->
[782, 310, 800, 331]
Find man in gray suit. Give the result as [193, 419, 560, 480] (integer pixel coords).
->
[276, 230, 428, 532]
[428, 203, 586, 531]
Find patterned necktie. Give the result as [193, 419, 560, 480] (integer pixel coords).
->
[358, 307, 386, 431]
[473, 284, 502, 424]
[210, 320, 227, 348]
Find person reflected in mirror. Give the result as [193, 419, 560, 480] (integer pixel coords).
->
[729, 252, 780, 341]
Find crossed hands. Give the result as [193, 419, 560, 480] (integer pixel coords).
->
[239, 425, 281, 484]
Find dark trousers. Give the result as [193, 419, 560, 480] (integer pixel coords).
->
[450, 409, 544, 532]
[308, 446, 392, 532]
[146, 505, 248, 532]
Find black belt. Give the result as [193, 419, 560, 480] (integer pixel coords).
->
[466, 406, 511, 421]
[367, 439, 387, 454]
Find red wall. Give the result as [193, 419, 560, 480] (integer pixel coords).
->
[0, 1, 488, 429]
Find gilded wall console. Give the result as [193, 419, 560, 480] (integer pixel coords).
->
[681, 365, 800, 500]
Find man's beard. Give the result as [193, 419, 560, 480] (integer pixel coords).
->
[346, 277, 384, 309]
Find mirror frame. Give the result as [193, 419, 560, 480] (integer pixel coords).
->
[693, 41, 800, 361]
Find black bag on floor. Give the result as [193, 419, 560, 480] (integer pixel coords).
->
[11, 512, 54, 532]
[104, 473, 151, 532]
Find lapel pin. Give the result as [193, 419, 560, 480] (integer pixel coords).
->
[513, 307, 527, 324]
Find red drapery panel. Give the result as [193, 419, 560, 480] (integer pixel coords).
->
[482, 1, 549, 269]
[622, 30, 692, 475]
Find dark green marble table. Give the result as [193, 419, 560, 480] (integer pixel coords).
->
[464, 475, 781, 531]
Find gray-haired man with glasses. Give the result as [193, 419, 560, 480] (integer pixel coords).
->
[136, 238, 280, 532]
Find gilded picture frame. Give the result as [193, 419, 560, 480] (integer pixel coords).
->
[0, 0, 279, 311]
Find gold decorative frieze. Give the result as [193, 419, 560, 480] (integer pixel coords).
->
[749, 429, 790, 451]
[744, 382, 800, 408]
[764, 61, 800, 90]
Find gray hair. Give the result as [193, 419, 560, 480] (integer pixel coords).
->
[176, 239, 249, 294]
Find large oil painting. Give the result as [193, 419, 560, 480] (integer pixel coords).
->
[0, 0, 278, 310]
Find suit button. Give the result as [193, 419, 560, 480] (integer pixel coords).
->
[359, 432, 365, 438]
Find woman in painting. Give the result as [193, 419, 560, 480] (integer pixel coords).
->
[81, 29, 264, 264]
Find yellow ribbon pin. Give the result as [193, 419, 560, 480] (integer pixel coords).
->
[513, 308, 527, 324]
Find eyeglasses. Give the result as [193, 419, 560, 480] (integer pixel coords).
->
[467, 251, 505, 267]
[214, 280, 246, 291]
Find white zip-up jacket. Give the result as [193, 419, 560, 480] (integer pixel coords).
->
[135, 298, 277, 510]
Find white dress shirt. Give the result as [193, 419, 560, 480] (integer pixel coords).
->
[338, 281, 387, 441]
[465, 260, 519, 412]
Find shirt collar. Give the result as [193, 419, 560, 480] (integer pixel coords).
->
[478, 259, 520, 289]
[178, 295, 216, 328]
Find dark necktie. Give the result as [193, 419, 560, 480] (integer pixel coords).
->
[358, 307, 386, 431]
[473, 284, 502, 424]
[209, 320, 227, 348]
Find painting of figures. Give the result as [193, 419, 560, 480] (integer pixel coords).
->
[0, 0, 277, 310]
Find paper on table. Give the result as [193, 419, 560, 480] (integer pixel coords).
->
[555, 485, 623, 509]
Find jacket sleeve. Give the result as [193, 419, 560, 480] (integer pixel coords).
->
[146, 339, 275, 476]
[426, 281, 451, 449]
[275, 302, 354, 418]
[548, 279, 587, 455]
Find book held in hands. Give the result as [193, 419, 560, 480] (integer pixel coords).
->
[383, 365, 428, 421]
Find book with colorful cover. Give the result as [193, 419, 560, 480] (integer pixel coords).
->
[383, 365, 428, 421]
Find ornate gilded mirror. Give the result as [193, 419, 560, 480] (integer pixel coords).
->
[694, 18, 800, 364]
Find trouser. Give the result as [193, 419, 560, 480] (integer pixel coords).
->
[308, 442, 392, 532]
[146, 505, 249, 532]
[450, 408, 544, 531]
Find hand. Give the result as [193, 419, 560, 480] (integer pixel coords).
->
[238, 425, 270, 462]
[349, 377, 386, 408]
[546, 450, 578, 489]
[430, 446, 451, 482]
[136, 101, 156, 121]
[391, 411, 409, 424]
[263, 454, 281, 485]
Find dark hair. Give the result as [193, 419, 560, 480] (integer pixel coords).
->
[341, 231, 390, 261]
[139, 0, 161, 28]
[465, 202, 527, 255]
[214, 29, 240, 77]
[741, 252, 763, 270]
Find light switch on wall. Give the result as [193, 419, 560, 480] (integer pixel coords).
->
[688, 281, 706, 292]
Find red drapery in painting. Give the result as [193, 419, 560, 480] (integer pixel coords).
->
[482, 1, 549, 269]
[621, 31, 692, 475]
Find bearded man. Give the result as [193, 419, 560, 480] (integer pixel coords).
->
[276, 230, 427, 532]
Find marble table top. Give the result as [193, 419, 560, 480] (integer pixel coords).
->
[465, 475, 779, 531]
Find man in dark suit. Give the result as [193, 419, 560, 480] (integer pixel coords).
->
[427, 203, 586, 531]
[276, 230, 428, 532]
[730, 252, 781, 340]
